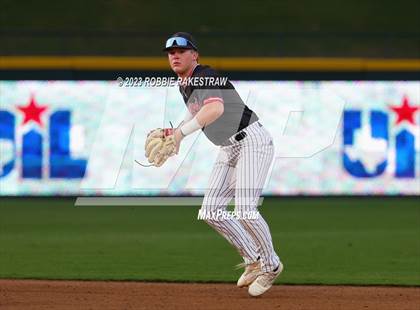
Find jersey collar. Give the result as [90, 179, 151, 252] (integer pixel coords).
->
[180, 63, 200, 87]
[187, 63, 200, 78]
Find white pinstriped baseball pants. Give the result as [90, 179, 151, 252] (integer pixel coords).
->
[200, 122, 280, 272]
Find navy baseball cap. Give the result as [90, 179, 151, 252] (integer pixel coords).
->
[163, 32, 198, 51]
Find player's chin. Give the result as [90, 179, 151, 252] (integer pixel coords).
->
[172, 65, 183, 74]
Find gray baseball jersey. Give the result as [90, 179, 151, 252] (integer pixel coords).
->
[179, 65, 259, 145]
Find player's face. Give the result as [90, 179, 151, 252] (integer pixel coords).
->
[167, 48, 198, 75]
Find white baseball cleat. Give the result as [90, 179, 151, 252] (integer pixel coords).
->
[248, 262, 283, 297]
[236, 261, 261, 288]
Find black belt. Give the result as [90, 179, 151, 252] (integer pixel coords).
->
[221, 122, 262, 146]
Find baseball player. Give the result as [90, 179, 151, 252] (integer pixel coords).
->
[146, 32, 283, 297]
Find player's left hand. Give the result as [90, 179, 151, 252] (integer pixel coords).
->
[144, 128, 177, 167]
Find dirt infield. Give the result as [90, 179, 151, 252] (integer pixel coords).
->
[0, 280, 419, 310]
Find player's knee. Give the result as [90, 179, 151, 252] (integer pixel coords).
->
[202, 194, 225, 208]
[198, 205, 226, 225]
[235, 205, 260, 221]
[234, 203, 256, 213]
[201, 196, 229, 216]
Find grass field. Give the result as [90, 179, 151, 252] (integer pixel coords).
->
[0, 197, 419, 286]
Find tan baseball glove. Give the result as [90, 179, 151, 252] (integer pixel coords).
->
[144, 128, 177, 167]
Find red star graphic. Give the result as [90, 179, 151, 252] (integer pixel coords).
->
[17, 95, 48, 127]
[389, 96, 419, 125]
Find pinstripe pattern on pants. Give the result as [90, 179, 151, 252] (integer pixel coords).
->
[200, 121, 280, 272]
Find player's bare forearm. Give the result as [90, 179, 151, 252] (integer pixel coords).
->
[195, 101, 224, 127]
[174, 100, 223, 151]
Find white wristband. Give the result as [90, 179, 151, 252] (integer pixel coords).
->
[180, 117, 202, 136]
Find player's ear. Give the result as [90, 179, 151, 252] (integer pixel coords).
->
[192, 50, 199, 61]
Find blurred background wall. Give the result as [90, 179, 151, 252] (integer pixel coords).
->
[0, 0, 419, 196]
[1, 0, 419, 57]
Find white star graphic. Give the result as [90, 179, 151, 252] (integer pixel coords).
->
[345, 126, 388, 174]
